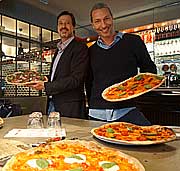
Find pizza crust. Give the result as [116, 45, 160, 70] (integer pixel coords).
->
[3, 140, 145, 171]
[91, 122, 176, 145]
[102, 73, 166, 102]
[5, 71, 48, 86]
[2, 156, 16, 171]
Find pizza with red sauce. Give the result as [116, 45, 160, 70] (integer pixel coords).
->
[3, 140, 145, 171]
[6, 70, 48, 86]
[102, 73, 166, 102]
[91, 122, 176, 145]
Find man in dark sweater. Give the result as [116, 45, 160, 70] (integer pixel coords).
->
[86, 3, 157, 125]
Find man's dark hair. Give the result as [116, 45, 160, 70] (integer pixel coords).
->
[57, 11, 76, 27]
[90, 3, 113, 22]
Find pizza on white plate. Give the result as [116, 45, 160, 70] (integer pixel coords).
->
[3, 140, 145, 171]
[6, 70, 48, 86]
[91, 122, 176, 145]
[102, 73, 166, 102]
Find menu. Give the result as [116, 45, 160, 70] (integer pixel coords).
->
[4, 128, 66, 138]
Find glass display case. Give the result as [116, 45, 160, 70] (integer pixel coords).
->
[127, 22, 180, 87]
[119, 1, 180, 87]
[0, 14, 58, 97]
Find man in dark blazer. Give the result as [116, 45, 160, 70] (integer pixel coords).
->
[31, 11, 89, 119]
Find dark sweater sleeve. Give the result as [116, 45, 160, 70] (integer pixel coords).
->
[132, 34, 157, 74]
[85, 51, 93, 104]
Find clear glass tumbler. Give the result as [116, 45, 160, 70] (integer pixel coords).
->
[47, 112, 61, 129]
[27, 112, 44, 129]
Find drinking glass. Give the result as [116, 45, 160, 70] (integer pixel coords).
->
[47, 112, 61, 129]
[27, 112, 44, 129]
[27, 117, 44, 128]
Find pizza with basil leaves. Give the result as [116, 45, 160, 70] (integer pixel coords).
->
[3, 140, 145, 171]
[91, 122, 176, 145]
[102, 73, 165, 102]
[6, 70, 48, 86]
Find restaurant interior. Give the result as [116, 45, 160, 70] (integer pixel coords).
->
[0, 0, 180, 125]
[0, 1, 180, 171]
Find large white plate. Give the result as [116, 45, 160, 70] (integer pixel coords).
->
[91, 123, 177, 146]
[91, 132, 175, 145]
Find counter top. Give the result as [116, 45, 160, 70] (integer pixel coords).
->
[0, 115, 180, 171]
[153, 87, 180, 92]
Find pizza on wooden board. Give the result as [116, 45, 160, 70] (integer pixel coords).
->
[91, 122, 176, 145]
[3, 140, 145, 171]
[6, 70, 48, 86]
[102, 73, 166, 102]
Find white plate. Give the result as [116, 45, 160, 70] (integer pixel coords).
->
[91, 132, 171, 146]
[91, 125, 177, 146]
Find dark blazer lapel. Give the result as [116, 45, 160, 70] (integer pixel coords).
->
[49, 49, 58, 76]
[53, 39, 75, 80]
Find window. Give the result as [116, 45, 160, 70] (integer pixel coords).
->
[2, 16, 16, 35]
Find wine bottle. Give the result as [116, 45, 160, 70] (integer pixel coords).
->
[175, 24, 179, 38]
[155, 28, 159, 41]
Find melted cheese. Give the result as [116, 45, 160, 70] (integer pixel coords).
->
[64, 154, 86, 164]
[99, 161, 120, 171]
[26, 159, 52, 169]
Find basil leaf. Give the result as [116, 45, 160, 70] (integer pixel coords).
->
[117, 86, 125, 90]
[131, 84, 138, 89]
[135, 75, 142, 81]
[69, 154, 83, 160]
[127, 127, 133, 131]
[144, 84, 152, 89]
[101, 162, 117, 169]
[36, 158, 49, 169]
[118, 91, 126, 96]
[155, 76, 164, 80]
[69, 168, 83, 171]
[107, 128, 115, 133]
[7, 75, 15, 81]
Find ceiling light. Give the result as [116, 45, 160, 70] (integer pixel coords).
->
[134, 28, 138, 32]
[176, 19, 180, 23]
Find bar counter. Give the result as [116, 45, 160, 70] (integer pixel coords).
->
[0, 115, 180, 171]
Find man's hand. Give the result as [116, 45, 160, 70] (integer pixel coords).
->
[27, 81, 45, 91]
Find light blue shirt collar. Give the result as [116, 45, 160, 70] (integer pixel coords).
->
[57, 36, 74, 52]
[97, 32, 124, 49]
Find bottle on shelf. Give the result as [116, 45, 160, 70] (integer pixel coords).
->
[168, 25, 173, 39]
[175, 24, 180, 37]
[155, 28, 159, 41]
[172, 25, 177, 38]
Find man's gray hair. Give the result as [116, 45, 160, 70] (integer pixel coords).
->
[90, 2, 113, 22]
